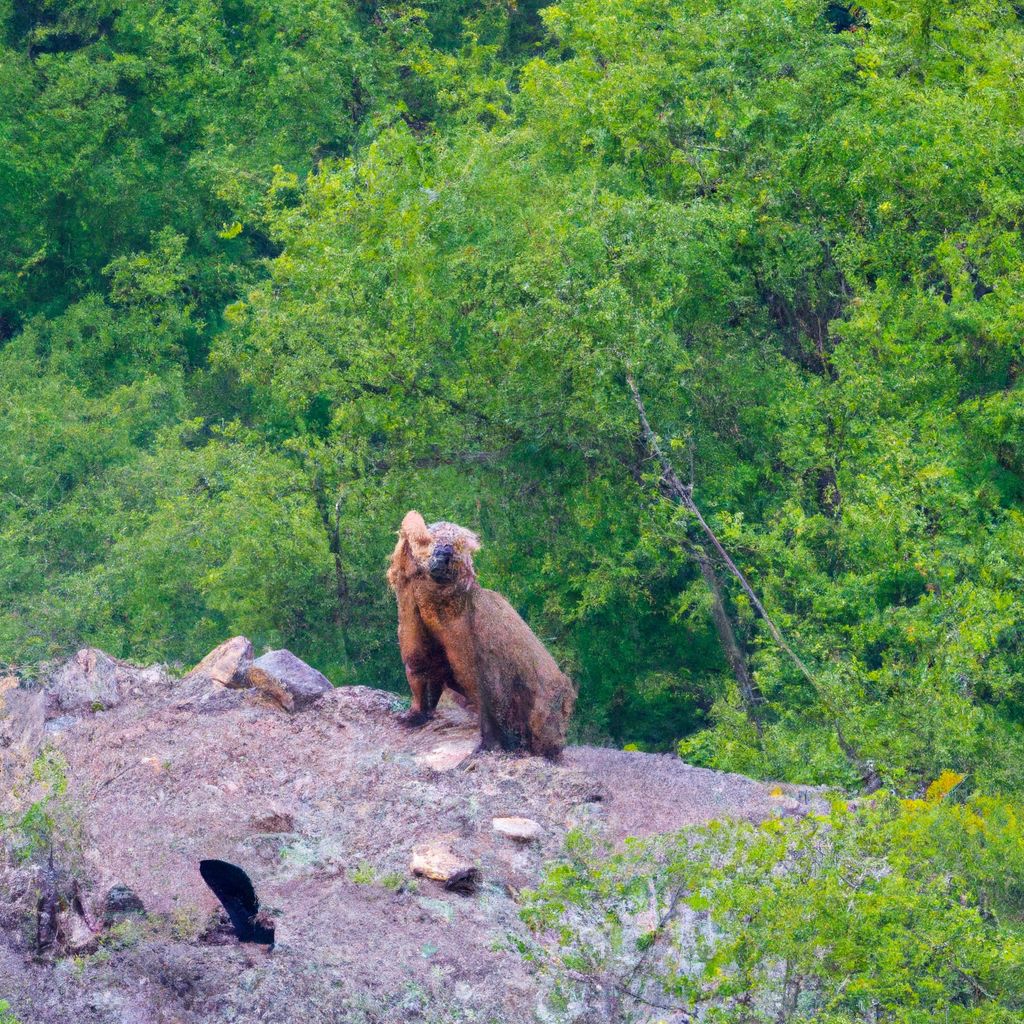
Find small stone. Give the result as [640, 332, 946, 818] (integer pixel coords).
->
[245, 650, 332, 712]
[410, 843, 480, 893]
[492, 817, 543, 842]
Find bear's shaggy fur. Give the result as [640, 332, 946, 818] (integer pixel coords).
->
[387, 511, 576, 759]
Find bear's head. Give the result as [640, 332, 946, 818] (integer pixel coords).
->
[388, 510, 480, 591]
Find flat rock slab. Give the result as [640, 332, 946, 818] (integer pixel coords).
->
[414, 739, 477, 771]
[246, 650, 332, 712]
[492, 816, 543, 842]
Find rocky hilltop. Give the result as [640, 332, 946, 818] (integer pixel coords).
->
[0, 641, 822, 1024]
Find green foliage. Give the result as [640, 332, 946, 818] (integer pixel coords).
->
[0, 1000, 23, 1024]
[519, 786, 1024, 1022]
[0, 749, 79, 867]
[3, 0, 1024, 784]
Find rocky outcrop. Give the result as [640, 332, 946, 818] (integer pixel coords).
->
[46, 648, 168, 713]
[246, 649, 333, 712]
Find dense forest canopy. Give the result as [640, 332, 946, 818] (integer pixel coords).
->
[3, 0, 1024, 793]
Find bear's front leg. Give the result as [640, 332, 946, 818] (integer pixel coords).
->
[395, 596, 453, 728]
[399, 656, 447, 728]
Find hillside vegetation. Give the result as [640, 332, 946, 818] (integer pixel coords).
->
[3, 0, 1024, 793]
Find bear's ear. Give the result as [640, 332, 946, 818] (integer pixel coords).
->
[400, 510, 433, 558]
[460, 528, 481, 554]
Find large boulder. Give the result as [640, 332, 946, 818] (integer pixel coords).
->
[176, 637, 254, 714]
[182, 636, 253, 690]
[245, 650, 332, 712]
[47, 649, 168, 714]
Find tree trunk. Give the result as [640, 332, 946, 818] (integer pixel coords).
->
[309, 473, 351, 641]
[691, 541, 764, 736]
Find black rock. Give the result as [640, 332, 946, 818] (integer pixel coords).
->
[103, 884, 146, 925]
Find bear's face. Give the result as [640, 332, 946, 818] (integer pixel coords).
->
[424, 519, 480, 584]
[395, 510, 480, 589]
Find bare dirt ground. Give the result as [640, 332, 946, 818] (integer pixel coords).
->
[0, 667, 825, 1024]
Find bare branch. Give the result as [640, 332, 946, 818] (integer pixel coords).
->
[625, 372, 881, 792]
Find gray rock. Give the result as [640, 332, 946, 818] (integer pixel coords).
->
[246, 650, 332, 712]
[44, 714, 79, 736]
[47, 648, 168, 713]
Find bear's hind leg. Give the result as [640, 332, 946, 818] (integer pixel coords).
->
[475, 678, 527, 754]
[476, 703, 504, 751]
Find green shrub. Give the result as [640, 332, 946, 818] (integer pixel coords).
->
[0, 1000, 23, 1024]
[518, 782, 1024, 1022]
[0, 749, 79, 867]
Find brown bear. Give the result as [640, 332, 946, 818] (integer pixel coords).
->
[387, 510, 576, 758]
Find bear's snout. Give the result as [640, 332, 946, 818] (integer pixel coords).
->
[428, 543, 455, 580]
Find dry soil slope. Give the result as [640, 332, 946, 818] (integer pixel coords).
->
[0, 674, 823, 1024]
